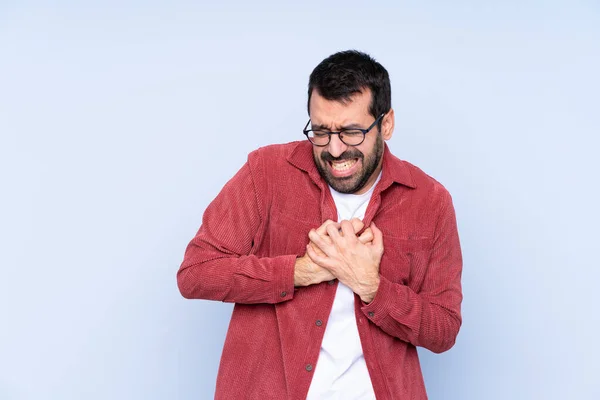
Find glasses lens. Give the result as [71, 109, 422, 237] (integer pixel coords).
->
[307, 130, 329, 145]
[340, 130, 365, 145]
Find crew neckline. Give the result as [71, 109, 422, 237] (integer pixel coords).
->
[329, 170, 383, 198]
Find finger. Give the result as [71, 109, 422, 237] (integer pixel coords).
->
[349, 218, 365, 234]
[309, 240, 326, 256]
[358, 227, 374, 244]
[370, 222, 384, 253]
[315, 232, 333, 245]
[340, 220, 355, 238]
[317, 220, 339, 236]
[306, 243, 332, 268]
[308, 228, 331, 251]
[325, 223, 342, 240]
[305, 243, 321, 264]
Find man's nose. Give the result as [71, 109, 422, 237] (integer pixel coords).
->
[327, 134, 349, 158]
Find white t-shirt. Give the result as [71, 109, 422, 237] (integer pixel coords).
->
[306, 172, 382, 400]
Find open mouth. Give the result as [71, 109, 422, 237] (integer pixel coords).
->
[328, 158, 360, 177]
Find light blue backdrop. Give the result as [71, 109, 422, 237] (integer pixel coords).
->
[1, 1, 599, 399]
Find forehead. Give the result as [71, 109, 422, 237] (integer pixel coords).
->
[309, 89, 372, 124]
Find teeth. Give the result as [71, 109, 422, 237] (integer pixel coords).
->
[331, 159, 357, 171]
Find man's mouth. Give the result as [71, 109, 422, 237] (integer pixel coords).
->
[331, 159, 357, 171]
[328, 158, 360, 177]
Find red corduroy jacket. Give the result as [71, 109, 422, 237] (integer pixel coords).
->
[177, 141, 463, 400]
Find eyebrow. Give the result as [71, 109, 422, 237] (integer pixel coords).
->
[310, 122, 364, 131]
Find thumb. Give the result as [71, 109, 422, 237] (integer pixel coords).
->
[349, 218, 365, 235]
[370, 222, 384, 252]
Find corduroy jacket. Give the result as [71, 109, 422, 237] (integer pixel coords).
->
[177, 140, 463, 399]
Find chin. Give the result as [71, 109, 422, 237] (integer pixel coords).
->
[329, 177, 362, 194]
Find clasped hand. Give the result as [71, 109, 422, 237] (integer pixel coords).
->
[294, 218, 384, 303]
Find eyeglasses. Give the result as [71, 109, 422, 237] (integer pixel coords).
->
[303, 113, 385, 147]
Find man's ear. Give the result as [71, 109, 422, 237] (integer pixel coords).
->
[381, 109, 395, 141]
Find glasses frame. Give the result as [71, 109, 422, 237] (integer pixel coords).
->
[303, 113, 385, 147]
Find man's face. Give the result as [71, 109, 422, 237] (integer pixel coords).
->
[309, 89, 386, 195]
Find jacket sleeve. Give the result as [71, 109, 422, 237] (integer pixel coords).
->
[360, 192, 463, 353]
[177, 154, 296, 304]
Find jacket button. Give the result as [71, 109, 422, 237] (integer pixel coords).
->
[305, 364, 313, 372]
[368, 312, 375, 318]
[315, 320, 322, 326]
[280, 291, 287, 297]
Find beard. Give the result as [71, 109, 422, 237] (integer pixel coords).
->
[313, 133, 384, 194]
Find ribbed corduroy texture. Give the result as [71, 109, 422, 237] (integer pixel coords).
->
[177, 141, 463, 400]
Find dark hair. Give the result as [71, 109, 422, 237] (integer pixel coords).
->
[307, 50, 391, 124]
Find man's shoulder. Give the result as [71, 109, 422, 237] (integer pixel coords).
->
[247, 141, 310, 171]
[249, 141, 301, 159]
[394, 157, 453, 203]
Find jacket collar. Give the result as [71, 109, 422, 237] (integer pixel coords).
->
[286, 140, 416, 190]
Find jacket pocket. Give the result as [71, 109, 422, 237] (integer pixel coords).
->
[379, 237, 432, 287]
[267, 210, 320, 257]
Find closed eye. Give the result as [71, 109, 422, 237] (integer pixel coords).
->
[340, 129, 364, 135]
[312, 131, 330, 138]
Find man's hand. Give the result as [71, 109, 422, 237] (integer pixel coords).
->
[306, 221, 384, 303]
[294, 219, 371, 287]
[308, 218, 372, 256]
[293, 253, 335, 286]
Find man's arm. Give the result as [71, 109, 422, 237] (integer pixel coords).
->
[177, 158, 297, 304]
[362, 193, 462, 353]
[177, 156, 362, 304]
[308, 193, 463, 353]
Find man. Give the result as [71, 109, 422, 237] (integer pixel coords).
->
[177, 50, 463, 399]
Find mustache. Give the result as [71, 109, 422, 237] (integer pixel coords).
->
[320, 149, 363, 163]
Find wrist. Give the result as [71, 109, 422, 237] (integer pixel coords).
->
[294, 256, 311, 287]
[360, 275, 380, 303]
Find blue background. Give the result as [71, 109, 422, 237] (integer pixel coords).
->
[1, 1, 599, 399]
